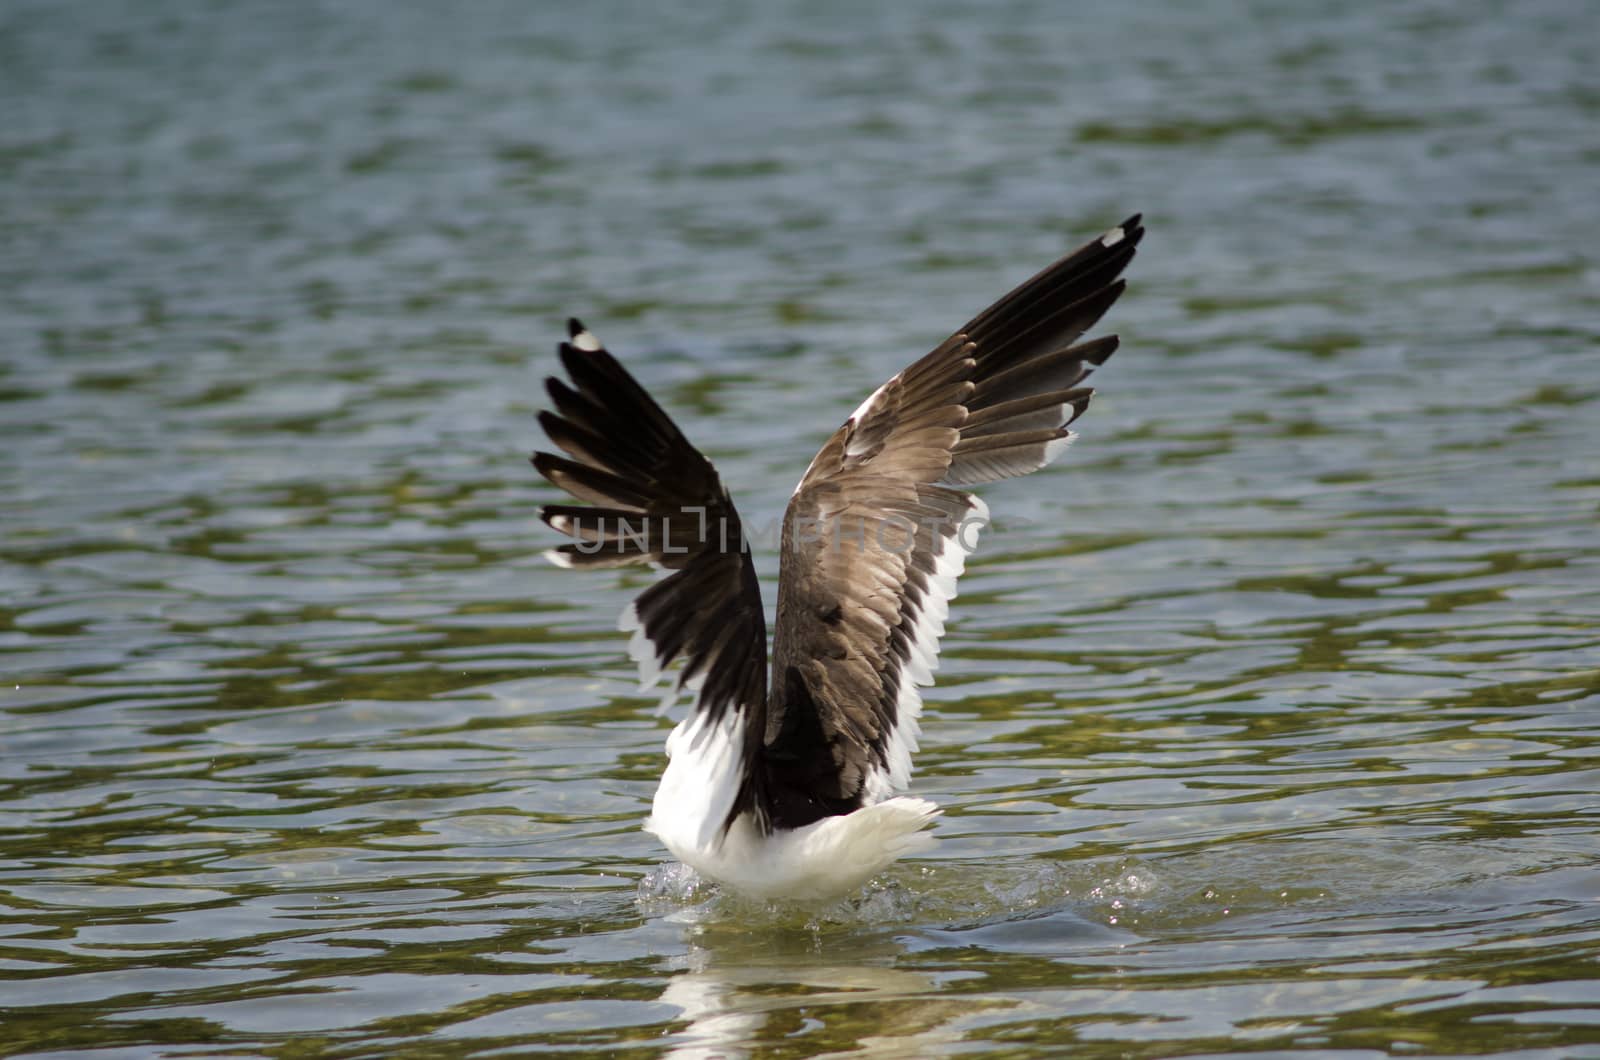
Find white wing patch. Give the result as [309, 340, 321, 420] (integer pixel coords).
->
[645, 706, 748, 857]
[863, 494, 989, 804]
[619, 601, 661, 689]
[618, 601, 704, 714]
[847, 373, 897, 427]
[1041, 431, 1078, 466]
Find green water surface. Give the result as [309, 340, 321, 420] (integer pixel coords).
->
[3, 2, 1598, 1056]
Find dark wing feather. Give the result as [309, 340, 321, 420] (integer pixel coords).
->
[532, 319, 767, 752]
[764, 216, 1142, 822]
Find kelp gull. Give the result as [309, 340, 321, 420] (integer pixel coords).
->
[532, 215, 1143, 899]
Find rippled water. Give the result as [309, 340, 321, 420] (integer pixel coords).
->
[4, 1, 1599, 1056]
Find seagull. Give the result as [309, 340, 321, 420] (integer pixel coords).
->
[532, 215, 1143, 900]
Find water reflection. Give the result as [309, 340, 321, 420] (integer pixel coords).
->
[661, 949, 953, 1060]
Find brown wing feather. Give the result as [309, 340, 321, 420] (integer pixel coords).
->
[763, 216, 1143, 822]
[532, 321, 768, 800]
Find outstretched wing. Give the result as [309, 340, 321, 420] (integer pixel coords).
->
[764, 216, 1143, 821]
[532, 319, 767, 741]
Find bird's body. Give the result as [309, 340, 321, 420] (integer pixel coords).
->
[534, 216, 1143, 900]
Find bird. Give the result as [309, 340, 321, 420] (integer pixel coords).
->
[531, 215, 1143, 900]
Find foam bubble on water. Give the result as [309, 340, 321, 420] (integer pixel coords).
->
[633, 857, 1170, 932]
[638, 861, 712, 908]
[634, 859, 944, 928]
